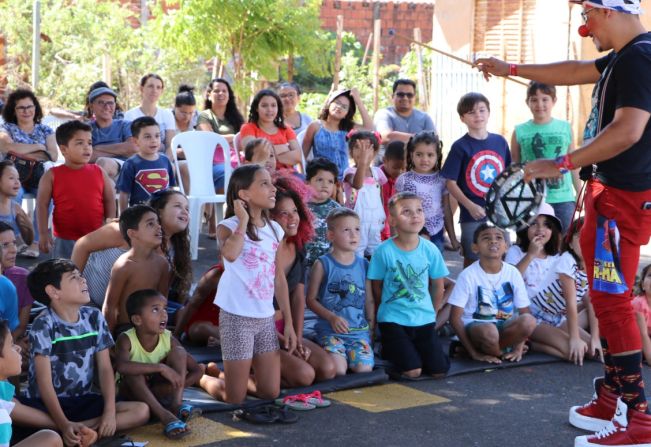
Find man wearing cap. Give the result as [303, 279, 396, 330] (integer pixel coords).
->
[475, 2, 651, 446]
[87, 86, 137, 185]
[373, 79, 436, 144]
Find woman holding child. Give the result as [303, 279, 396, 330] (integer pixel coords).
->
[124, 73, 176, 156]
[71, 189, 192, 308]
[271, 175, 337, 387]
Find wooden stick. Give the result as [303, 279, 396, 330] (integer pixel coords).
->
[362, 32, 373, 66]
[372, 19, 381, 112]
[333, 15, 344, 90]
[389, 30, 529, 87]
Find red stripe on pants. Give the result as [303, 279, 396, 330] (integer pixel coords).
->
[580, 180, 651, 354]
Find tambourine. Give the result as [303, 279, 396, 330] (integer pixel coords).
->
[485, 163, 546, 231]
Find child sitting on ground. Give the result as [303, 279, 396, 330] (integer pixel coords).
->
[343, 130, 387, 257]
[307, 208, 375, 376]
[368, 192, 450, 378]
[633, 263, 651, 365]
[0, 320, 64, 447]
[243, 137, 277, 173]
[0, 242, 19, 338]
[115, 289, 224, 440]
[22, 259, 149, 447]
[0, 160, 33, 250]
[379, 140, 406, 240]
[117, 116, 177, 212]
[304, 158, 342, 268]
[37, 121, 116, 258]
[526, 217, 601, 365]
[103, 205, 169, 334]
[173, 265, 222, 346]
[448, 224, 536, 364]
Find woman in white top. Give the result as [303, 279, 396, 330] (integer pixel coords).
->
[124, 73, 176, 156]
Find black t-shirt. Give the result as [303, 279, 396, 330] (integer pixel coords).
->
[581, 32, 651, 191]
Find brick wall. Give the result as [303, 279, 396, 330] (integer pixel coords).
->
[320, 0, 434, 65]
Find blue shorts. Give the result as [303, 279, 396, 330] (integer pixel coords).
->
[465, 318, 512, 333]
[319, 333, 374, 369]
[19, 393, 105, 422]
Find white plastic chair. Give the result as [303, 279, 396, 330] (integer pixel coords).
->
[296, 129, 307, 173]
[171, 131, 232, 260]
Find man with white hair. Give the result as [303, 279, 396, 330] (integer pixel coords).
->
[475, 1, 651, 445]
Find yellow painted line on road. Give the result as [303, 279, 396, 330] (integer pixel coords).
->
[126, 416, 260, 446]
[328, 383, 450, 413]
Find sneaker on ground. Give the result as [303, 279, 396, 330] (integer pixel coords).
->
[575, 397, 651, 447]
[570, 377, 618, 432]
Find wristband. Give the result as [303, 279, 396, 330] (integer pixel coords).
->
[233, 228, 245, 237]
[509, 64, 518, 76]
[554, 154, 576, 174]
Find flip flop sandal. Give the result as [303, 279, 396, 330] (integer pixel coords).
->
[300, 391, 332, 408]
[178, 403, 202, 423]
[163, 420, 190, 440]
[232, 406, 278, 424]
[274, 395, 316, 411]
[266, 405, 299, 424]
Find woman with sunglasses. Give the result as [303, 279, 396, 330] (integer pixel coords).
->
[302, 88, 373, 180]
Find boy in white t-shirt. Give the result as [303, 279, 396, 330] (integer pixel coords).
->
[448, 223, 536, 364]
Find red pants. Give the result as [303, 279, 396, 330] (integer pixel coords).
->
[580, 180, 651, 354]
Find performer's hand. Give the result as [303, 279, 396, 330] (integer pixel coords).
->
[473, 57, 509, 81]
[523, 159, 564, 183]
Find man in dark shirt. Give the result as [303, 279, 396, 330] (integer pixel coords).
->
[475, 1, 651, 446]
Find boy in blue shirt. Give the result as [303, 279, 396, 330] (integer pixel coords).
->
[306, 208, 374, 376]
[367, 192, 450, 379]
[117, 116, 176, 212]
[20, 259, 149, 447]
[441, 92, 511, 267]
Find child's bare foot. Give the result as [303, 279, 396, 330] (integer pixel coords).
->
[206, 362, 221, 377]
[78, 426, 98, 447]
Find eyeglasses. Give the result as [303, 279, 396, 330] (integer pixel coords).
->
[581, 8, 598, 23]
[94, 100, 116, 108]
[175, 110, 194, 117]
[15, 105, 35, 112]
[331, 101, 349, 111]
[0, 241, 17, 249]
[395, 92, 415, 99]
[279, 93, 297, 99]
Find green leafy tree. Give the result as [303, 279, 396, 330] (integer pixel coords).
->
[0, 0, 206, 111]
[151, 0, 325, 101]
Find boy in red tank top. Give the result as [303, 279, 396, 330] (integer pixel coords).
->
[36, 121, 115, 259]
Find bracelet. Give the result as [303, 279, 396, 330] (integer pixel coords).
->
[233, 228, 245, 238]
[509, 64, 518, 76]
[553, 154, 576, 174]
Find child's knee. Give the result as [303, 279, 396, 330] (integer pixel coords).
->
[315, 359, 337, 381]
[402, 368, 422, 378]
[517, 314, 537, 336]
[292, 364, 316, 387]
[350, 363, 373, 374]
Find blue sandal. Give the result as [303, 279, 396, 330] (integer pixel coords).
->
[178, 403, 202, 423]
[164, 420, 190, 440]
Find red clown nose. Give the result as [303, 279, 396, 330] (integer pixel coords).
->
[578, 24, 590, 37]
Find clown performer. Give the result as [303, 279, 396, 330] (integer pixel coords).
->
[475, 1, 651, 446]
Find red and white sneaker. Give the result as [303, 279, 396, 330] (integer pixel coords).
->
[575, 397, 651, 446]
[570, 377, 619, 432]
